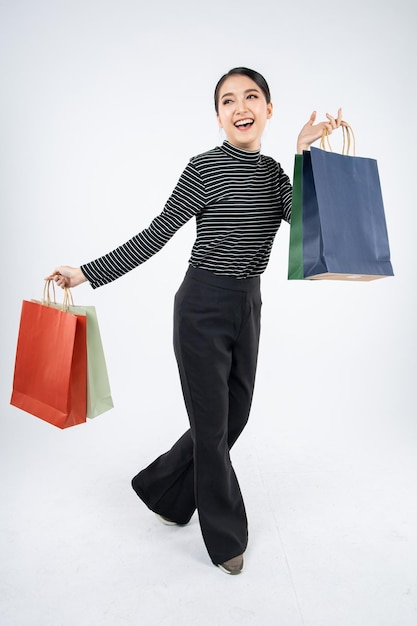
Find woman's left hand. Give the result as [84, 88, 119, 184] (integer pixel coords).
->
[296, 108, 345, 154]
[45, 266, 87, 289]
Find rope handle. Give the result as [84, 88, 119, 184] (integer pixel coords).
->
[42, 279, 56, 305]
[320, 123, 356, 155]
[62, 286, 74, 310]
[42, 279, 74, 311]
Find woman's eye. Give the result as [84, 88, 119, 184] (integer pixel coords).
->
[223, 99, 233, 105]
[247, 94, 258, 99]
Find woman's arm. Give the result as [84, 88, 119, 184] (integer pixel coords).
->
[46, 160, 206, 289]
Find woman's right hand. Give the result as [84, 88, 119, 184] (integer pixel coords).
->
[45, 266, 87, 289]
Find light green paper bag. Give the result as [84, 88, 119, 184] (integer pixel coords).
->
[66, 304, 113, 418]
[36, 298, 113, 418]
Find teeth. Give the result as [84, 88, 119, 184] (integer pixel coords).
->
[235, 119, 254, 127]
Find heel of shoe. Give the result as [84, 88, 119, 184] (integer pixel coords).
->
[217, 555, 244, 575]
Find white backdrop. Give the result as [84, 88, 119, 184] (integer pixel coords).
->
[1, 0, 415, 545]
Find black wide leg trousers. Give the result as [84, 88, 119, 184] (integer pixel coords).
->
[132, 266, 262, 565]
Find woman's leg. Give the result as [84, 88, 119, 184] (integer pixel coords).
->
[131, 430, 196, 525]
[132, 268, 261, 565]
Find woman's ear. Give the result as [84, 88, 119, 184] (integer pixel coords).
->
[267, 102, 273, 120]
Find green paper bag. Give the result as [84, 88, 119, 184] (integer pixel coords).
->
[288, 154, 304, 280]
[70, 304, 114, 419]
[37, 298, 113, 418]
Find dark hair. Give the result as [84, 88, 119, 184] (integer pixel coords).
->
[214, 67, 271, 114]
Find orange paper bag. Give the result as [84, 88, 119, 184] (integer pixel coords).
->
[10, 300, 87, 429]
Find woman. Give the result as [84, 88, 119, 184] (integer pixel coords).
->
[48, 67, 342, 575]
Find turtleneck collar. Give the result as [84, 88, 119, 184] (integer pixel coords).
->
[220, 140, 261, 164]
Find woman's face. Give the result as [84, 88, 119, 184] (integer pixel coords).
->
[216, 74, 273, 151]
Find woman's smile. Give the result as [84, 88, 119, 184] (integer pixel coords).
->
[234, 118, 255, 131]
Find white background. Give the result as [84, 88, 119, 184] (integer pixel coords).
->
[1, 1, 416, 625]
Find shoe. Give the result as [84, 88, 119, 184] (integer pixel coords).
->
[217, 554, 244, 575]
[155, 513, 179, 526]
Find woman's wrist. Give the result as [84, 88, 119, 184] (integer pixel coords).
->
[296, 142, 310, 154]
[76, 268, 88, 285]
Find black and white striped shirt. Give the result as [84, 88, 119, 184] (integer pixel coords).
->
[81, 141, 292, 287]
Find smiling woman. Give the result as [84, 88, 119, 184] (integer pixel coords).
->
[215, 67, 273, 151]
[47, 67, 343, 576]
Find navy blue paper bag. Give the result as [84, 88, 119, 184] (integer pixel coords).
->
[301, 147, 394, 281]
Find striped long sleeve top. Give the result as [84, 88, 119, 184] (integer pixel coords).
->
[81, 141, 292, 288]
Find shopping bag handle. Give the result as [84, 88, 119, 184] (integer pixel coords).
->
[42, 280, 74, 311]
[42, 279, 56, 305]
[320, 123, 356, 156]
[62, 287, 75, 310]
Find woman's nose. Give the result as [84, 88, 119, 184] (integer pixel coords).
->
[235, 98, 249, 114]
